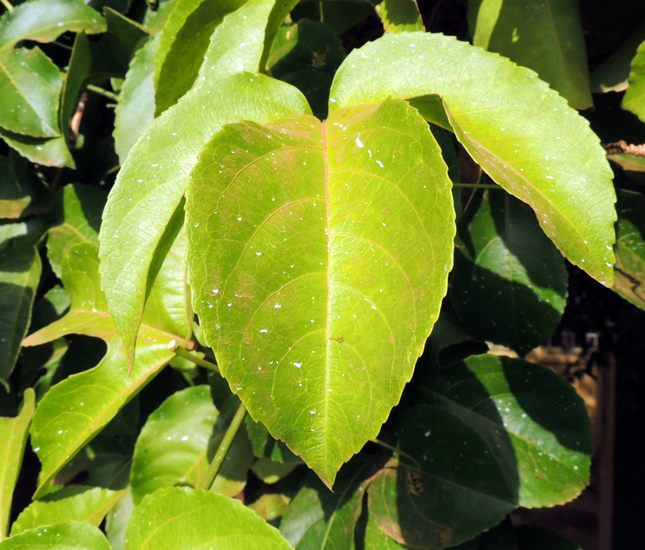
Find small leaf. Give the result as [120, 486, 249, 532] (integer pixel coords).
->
[10, 486, 125, 536]
[47, 184, 106, 278]
[468, 0, 592, 109]
[247, 492, 290, 523]
[0, 129, 73, 168]
[423, 354, 592, 508]
[376, 0, 425, 33]
[623, 40, 645, 122]
[0, 0, 105, 50]
[0, 230, 42, 386]
[153, 0, 245, 115]
[0, 522, 111, 550]
[451, 190, 568, 355]
[130, 385, 217, 504]
[187, 99, 454, 484]
[0, 388, 34, 541]
[99, 72, 310, 368]
[114, 35, 159, 164]
[0, 47, 62, 137]
[330, 32, 616, 286]
[613, 189, 645, 310]
[125, 487, 292, 550]
[368, 405, 515, 549]
[252, 458, 298, 485]
[515, 525, 580, 550]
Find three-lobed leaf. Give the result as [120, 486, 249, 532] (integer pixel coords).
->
[187, 99, 454, 484]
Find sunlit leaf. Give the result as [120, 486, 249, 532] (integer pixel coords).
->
[0, 522, 110, 550]
[125, 487, 292, 550]
[468, 0, 592, 109]
[105, 488, 133, 550]
[0, 129, 73, 168]
[451, 190, 568, 355]
[0, 388, 34, 541]
[376, 0, 424, 33]
[10, 486, 125, 536]
[187, 99, 454, 484]
[623, 39, 645, 122]
[330, 32, 616, 286]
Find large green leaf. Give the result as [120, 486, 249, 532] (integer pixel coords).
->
[468, 0, 592, 109]
[99, 72, 310, 367]
[0, 230, 42, 387]
[613, 189, 645, 310]
[153, 0, 245, 115]
[376, 0, 424, 33]
[187, 99, 454, 485]
[623, 39, 645, 122]
[0, 388, 34, 541]
[0, 0, 105, 50]
[47, 184, 106, 278]
[367, 405, 515, 549]
[329, 32, 616, 286]
[451, 190, 568, 355]
[24, 239, 189, 497]
[0, 47, 62, 137]
[279, 459, 371, 549]
[125, 487, 292, 549]
[421, 354, 591, 508]
[0, 522, 110, 550]
[130, 385, 216, 504]
[10, 486, 125, 536]
[114, 35, 159, 164]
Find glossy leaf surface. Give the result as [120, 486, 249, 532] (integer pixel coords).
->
[368, 405, 515, 549]
[423, 354, 591, 508]
[0, 389, 34, 541]
[452, 190, 567, 355]
[613, 189, 645, 310]
[468, 0, 592, 109]
[10, 486, 125, 536]
[114, 35, 158, 164]
[187, 99, 454, 484]
[623, 40, 645, 122]
[330, 32, 616, 286]
[0, 48, 62, 138]
[130, 385, 217, 504]
[376, 0, 425, 33]
[125, 487, 292, 550]
[99, 72, 310, 366]
[0, 522, 110, 550]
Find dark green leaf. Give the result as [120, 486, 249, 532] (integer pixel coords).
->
[125, 487, 292, 549]
[515, 525, 580, 550]
[0, 522, 110, 550]
[623, 39, 645, 122]
[0, 388, 34, 541]
[47, 184, 106, 278]
[376, 0, 424, 33]
[248, 492, 290, 524]
[422, 354, 591, 508]
[0, 152, 51, 220]
[114, 35, 158, 164]
[10, 486, 125, 536]
[591, 22, 645, 93]
[468, 0, 592, 109]
[292, 2, 374, 35]
[187, 99, 454, 484]
[252, 458, 298, 484]
[422, 311, 488, 368]
[0, 47, 62, 137]
[452, 190, 568, 355]
[330, 32, 616, 286]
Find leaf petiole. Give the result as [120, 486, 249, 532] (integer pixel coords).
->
[452, 183, 501, 190]
[174, 346, 219, 373]
[86, 84, 119, 102]
[370, 438, 421, 471]
[0, 0, 13, 12]
[201, 402, 247, 491]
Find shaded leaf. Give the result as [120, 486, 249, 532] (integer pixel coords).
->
[421, 311, 488, 368]
[468, 0, 592, 109]
[248, 492, 290, 523]
[99, 72, 310, 368]
[209, 426, 254, 497]
[0, 0, 105, 50]
[623, 39, 645, 122]
[368, 405, 515, 549]
[252, 458, 298, 484]
[0, 389, 34, 541]
[422, 354, 591, 508]
[0, 152, 51, 220]
[47, 183, 106, 278]
[452, 190, 568, 355]
[152, 0, 244, 116]
[10, 486, 125, 536]
[591, 22, 645, 93]
[187, 99, 454, 484]
[246, 416, 302, 463]
[0, 522, 110, 550]
[125, 487, 292, 549]
[114, 34, 158, 164]
[105, 488, 133, 550]
[613, 189, 645, 310]
[330, 32, 616, 286]
[291, 1, 374, 35]
[376, 0, 424, 33]
[0, 47, 62, 137]
[0, 129, 73, 168]
[515, 525, 580, 550]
